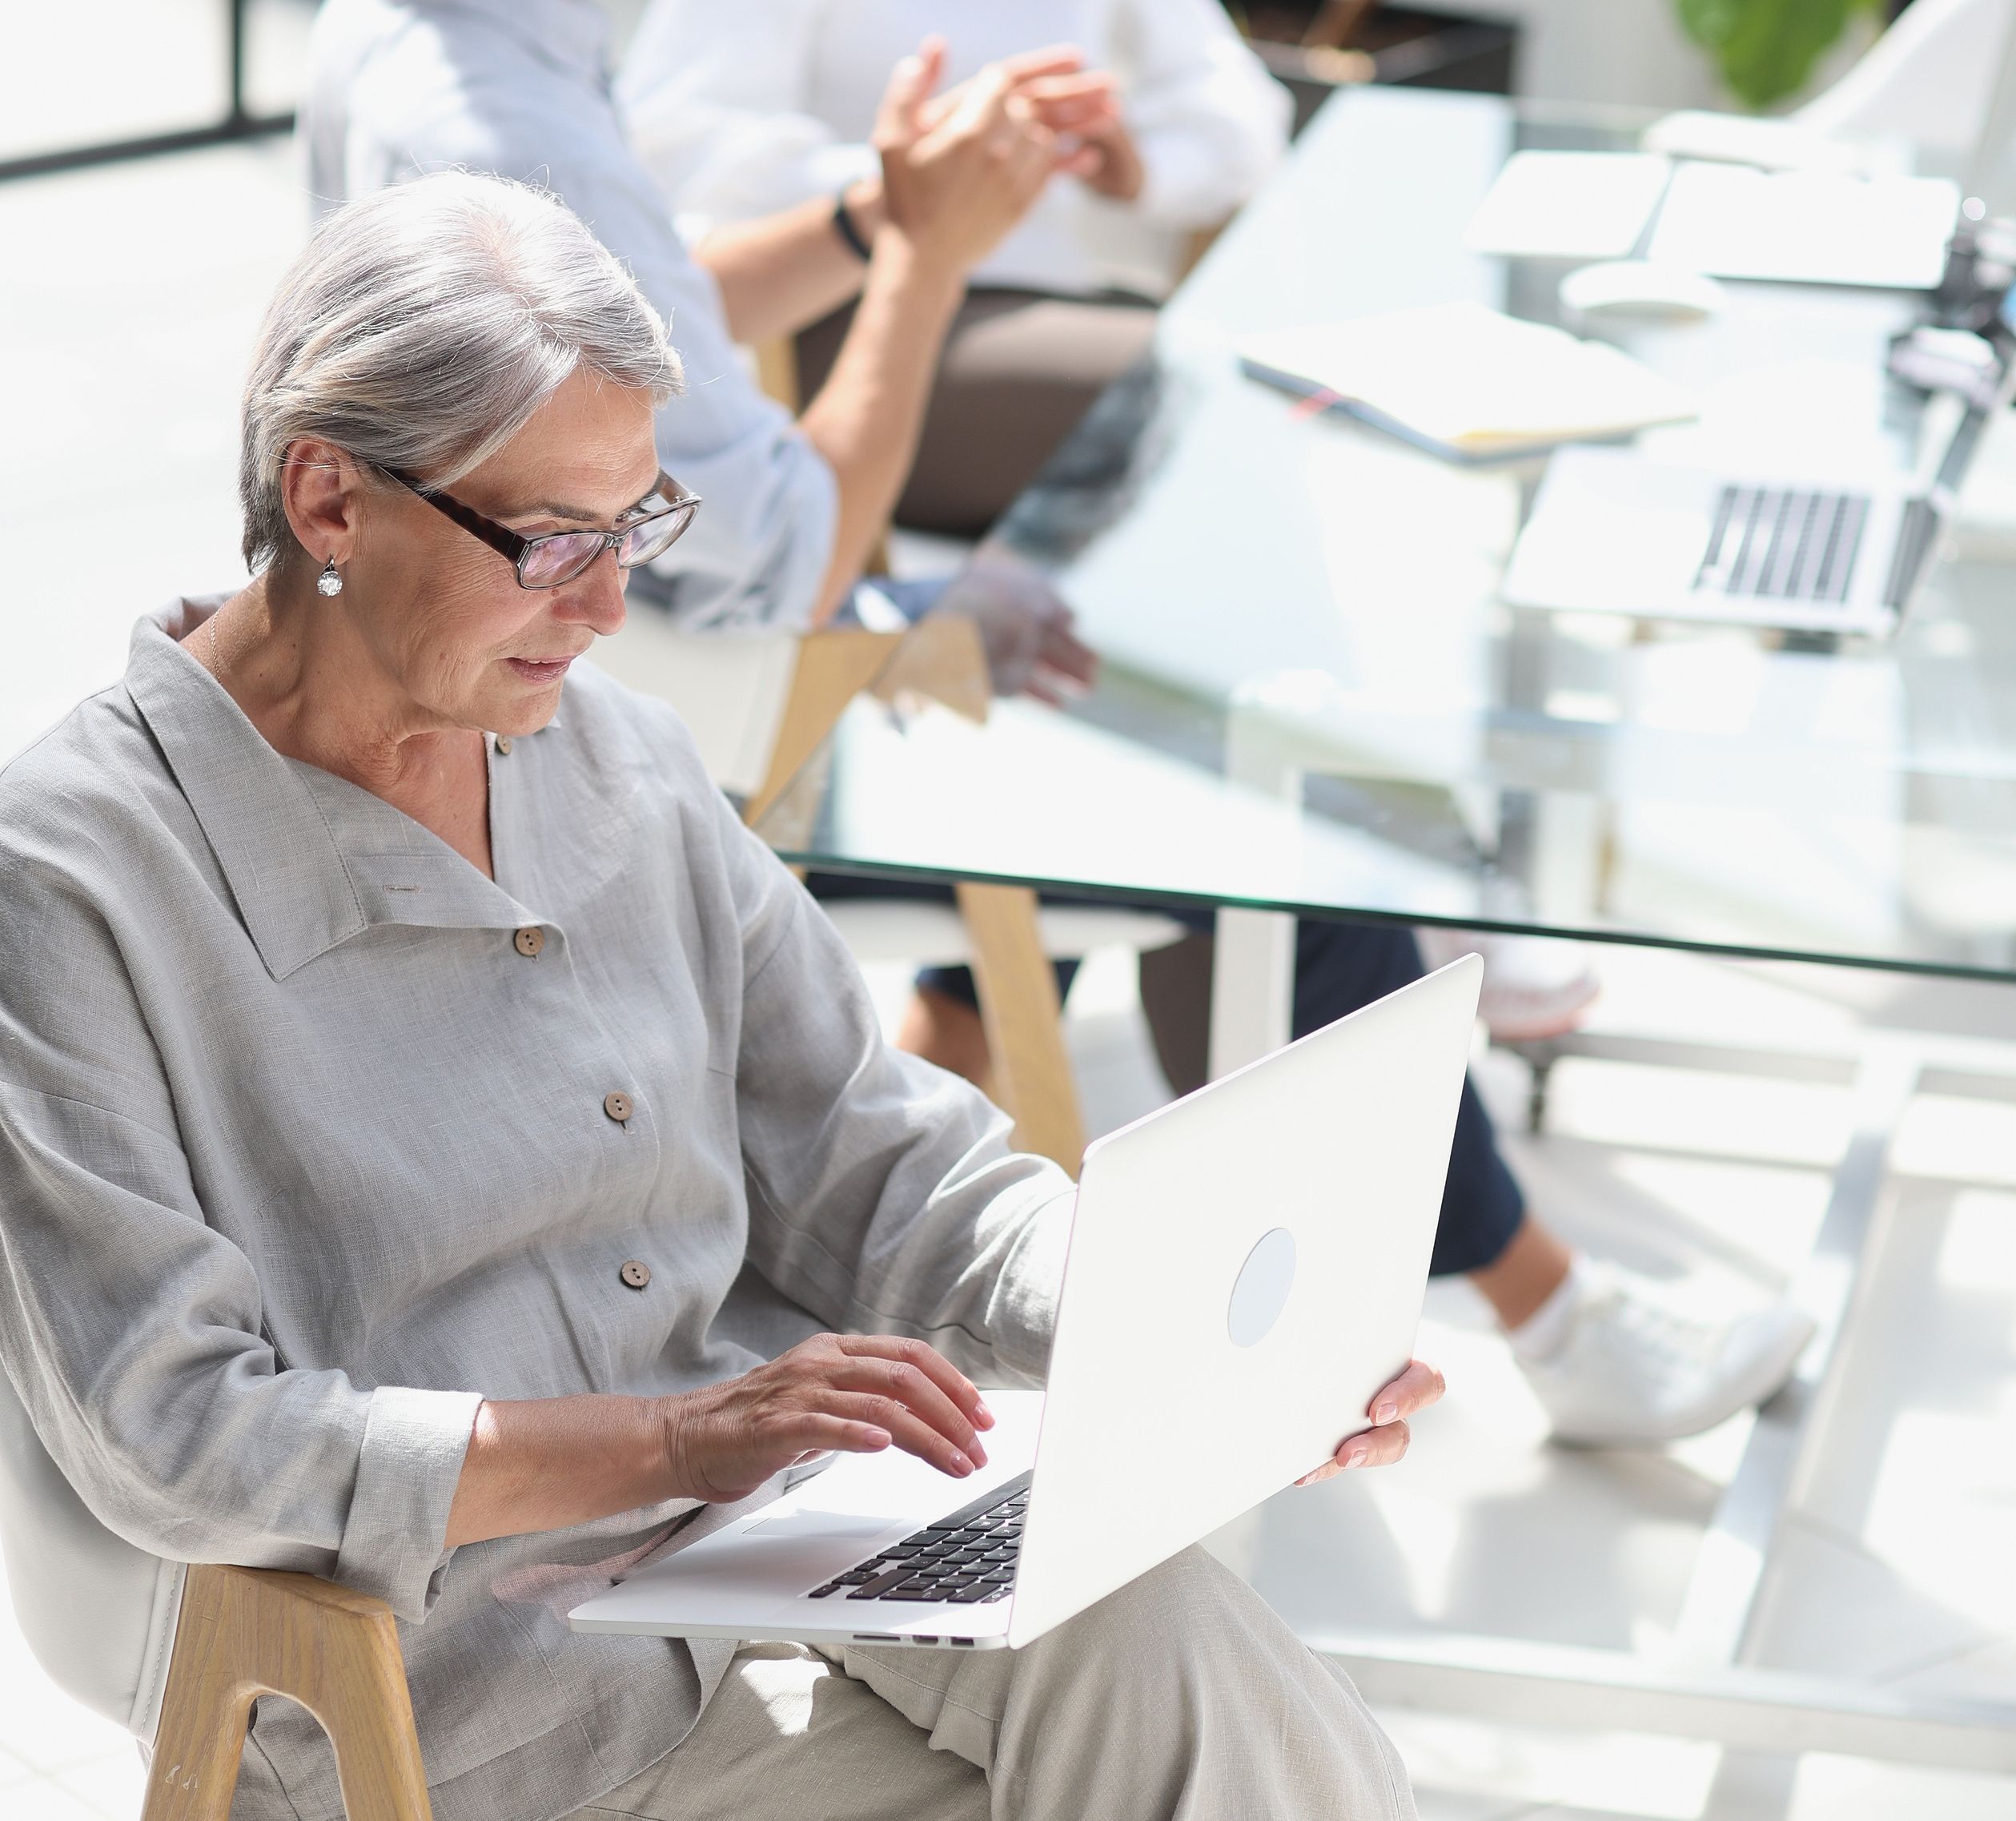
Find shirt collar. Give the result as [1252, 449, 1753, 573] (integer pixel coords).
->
[124, 600, 540, 980]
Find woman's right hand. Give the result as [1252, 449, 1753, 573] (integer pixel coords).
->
[663, 1333, 997, 1504]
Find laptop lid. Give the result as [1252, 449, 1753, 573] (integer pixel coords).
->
[1005, 954, 1481, 1649]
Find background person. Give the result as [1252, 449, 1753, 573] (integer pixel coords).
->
[618, 0, 1293, 533]
[305, 0, 1098, 667]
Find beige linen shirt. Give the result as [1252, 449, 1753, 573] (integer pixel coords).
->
[0, 600, 1074, 1821]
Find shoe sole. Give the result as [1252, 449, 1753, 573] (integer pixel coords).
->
[1548, 1310, 1820, 1449]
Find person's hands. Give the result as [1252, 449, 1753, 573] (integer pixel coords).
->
[663, 1333, 996, 1504]
[917, 46, 1122, 145]
[930, 544, 1099, 704]
[1065, 111, 1146, 203]
[1294, 1358, 1445, 1488]
[873, 38, 1070, 279]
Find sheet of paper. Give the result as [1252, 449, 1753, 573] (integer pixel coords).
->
[1464, 150, 1673, 259]
[1240, 303, 1698, 458]
[1646, 161, 1960, 289]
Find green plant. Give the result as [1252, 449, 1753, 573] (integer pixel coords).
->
[1676, 0, 1880, 109]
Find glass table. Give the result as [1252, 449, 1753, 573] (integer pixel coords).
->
[757, 84, 2016, 1773]
[767, 86, 2016, 988]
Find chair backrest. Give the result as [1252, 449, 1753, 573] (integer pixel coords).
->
[0, 1361, 182, 1740]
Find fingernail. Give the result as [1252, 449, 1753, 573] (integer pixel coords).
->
[974, 1400, 995, 1427]
[1344, 1445, 1369, 1469]
[952, 1451, 974, 1474]
[969, 1440, 988, 1466]
[1374, 1402, 1397, 1424]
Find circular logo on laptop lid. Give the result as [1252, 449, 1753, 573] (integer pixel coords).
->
[1227, 1227, 1298, 1348]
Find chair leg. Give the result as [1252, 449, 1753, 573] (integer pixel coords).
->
[743, 630, 902, 830]
[143, 1566, 431, 1821]
[956, 882, 1087, 1176]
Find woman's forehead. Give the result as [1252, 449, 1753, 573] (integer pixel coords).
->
[471, 376, 661, 513]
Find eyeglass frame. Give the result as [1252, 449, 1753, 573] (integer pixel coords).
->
[377, 463, 702, 591]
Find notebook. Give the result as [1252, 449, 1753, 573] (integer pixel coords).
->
[1239, 303, 1698, 463]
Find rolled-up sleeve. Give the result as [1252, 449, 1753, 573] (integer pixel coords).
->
[714, 792, 1076, 1385]
[0, 861, 480, 1623]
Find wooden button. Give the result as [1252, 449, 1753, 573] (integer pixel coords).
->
[512, 926, 545, 959]
[604, 1091, 633, 1124]
[495, 735, 513, 755]
[620, 1259, 651, 1290]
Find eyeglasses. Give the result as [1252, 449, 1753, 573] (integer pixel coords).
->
[380, 464, 701, 590]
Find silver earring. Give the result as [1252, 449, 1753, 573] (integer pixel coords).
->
[316, 557, 343, 597]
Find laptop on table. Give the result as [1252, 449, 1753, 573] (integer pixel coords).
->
[570, 955, 1481, 1653]
[1500, 271, 2016, 637]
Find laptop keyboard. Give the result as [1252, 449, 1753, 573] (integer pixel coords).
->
[1693, 484, 1869, 605]
[805, 1470, 1030, 1606]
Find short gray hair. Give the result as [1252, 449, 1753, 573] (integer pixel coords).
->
[239, 171, 682, 572]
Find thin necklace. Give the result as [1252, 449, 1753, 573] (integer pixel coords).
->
[207, 609, 222, 677]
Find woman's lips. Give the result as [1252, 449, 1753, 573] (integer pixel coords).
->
[506, 655, 575, 684]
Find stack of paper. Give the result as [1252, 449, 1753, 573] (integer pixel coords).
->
[1239, 302, 1698, 461]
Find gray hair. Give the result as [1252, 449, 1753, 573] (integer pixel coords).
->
[239, 171, 682, 572]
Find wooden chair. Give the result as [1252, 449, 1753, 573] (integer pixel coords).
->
[0, 1354, 432, 1820]
[142, 1567, 428, 1821]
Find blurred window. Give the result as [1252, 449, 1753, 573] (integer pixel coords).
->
[0, 0, 312, 180]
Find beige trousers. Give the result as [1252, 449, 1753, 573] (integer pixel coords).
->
[568, 1546, 1414, 1821]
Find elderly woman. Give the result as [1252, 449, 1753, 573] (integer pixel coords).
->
[0, 172, 1436, 1821]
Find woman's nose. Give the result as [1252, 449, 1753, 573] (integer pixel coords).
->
[556, 545, 628, 635]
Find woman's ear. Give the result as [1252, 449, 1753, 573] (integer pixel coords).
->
[278, 438, 367, 569]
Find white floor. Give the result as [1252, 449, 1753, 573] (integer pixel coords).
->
[7, 119, 2016, 1821]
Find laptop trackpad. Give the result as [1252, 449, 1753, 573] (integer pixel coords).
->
[743, 1509, 893, 1542]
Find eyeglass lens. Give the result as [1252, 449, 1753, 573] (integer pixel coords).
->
[516, 500, 698, 589]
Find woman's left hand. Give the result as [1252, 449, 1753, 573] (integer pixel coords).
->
[1294, 1357, 1444, 1488]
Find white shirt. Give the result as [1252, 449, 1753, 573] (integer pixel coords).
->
[303, 0, 839, 630]
[616, 0, 1292, 299]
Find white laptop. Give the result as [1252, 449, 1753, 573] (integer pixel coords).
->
[570, 955, 1481, 1654]
[1500, 274, 2016, 639]
[1500, 442, 1946, 636]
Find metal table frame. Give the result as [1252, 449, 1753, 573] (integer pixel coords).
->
[1328, 1019, 2016, 1775]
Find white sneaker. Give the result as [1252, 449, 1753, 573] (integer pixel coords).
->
[1416, 928, 1600, 1043]
[1517, 1264, 1818, 1445]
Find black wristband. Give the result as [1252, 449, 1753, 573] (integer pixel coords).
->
[831, 189, 873, 262]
